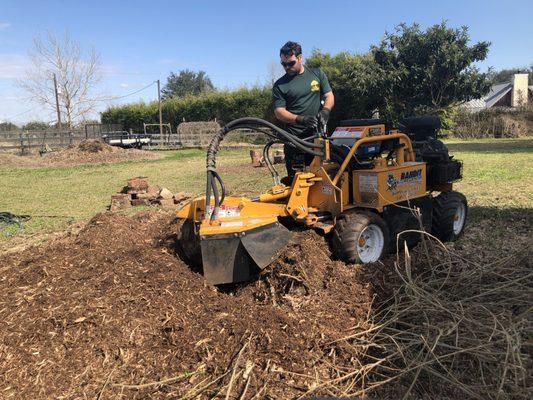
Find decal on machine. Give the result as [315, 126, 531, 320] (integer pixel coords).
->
[387, 168, 423, 197]
[359, 174, 378, 192]
[205, 204, 241, 218]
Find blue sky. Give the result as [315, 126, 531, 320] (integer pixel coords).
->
[1, 0, 532, 124]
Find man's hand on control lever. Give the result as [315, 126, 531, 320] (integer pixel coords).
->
[295, 114, 318, 128]
[318, 108, 330, 126]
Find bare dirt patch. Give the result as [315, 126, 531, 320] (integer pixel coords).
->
[0, 140, 160, 168]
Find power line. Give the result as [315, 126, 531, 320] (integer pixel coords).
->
[91, 81, 157, 102]
[2, 80, 156, 121]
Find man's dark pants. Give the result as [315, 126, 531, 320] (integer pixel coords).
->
[283, 143, 315, 181]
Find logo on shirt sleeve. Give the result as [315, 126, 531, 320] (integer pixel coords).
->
[310, 80, 320, 92]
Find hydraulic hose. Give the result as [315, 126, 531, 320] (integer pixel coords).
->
[263, 140, 283, 185]
[205, 118, 325, 219]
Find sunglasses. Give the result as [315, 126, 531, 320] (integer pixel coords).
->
[281, 60, 297, 68]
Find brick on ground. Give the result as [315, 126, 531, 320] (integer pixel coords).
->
[110, 193, 132, 211]
[158, 187, 174, 200]
[158, 198, 175, 208]
[173, 192, 192, 203]
[131, 198, 151, 206]
[127, 176, 149, 191]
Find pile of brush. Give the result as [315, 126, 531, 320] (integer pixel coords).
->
[315, 235, 532, 399]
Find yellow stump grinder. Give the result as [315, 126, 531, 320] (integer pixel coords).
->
[177, 116, 467, 285]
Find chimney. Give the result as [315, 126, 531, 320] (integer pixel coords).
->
[511, 73, 529, 107]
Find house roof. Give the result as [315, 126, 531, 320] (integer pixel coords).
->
[463, 82, 512, 109]
[485, 83, 512, 107]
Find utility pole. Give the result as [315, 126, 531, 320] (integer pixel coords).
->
[157, 79, 163, 135]
[53, 73, 62, 130]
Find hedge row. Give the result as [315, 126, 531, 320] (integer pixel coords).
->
[101, 87, 274, 132]
[452, 106, 533, 138]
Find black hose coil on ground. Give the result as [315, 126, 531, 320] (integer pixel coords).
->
[0, 212, 31, 237]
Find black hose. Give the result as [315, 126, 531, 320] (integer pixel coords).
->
[211, 173, 220, 221]
[212, 170, 226, 206]
[263, 140, 283, 184]
[0, 212, 31, 237]
[205, 173, 212, 216]
[205, 118, 325, 217]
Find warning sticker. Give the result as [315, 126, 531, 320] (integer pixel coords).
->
[206, 204, 241, 218]
[359, 175, 377, 192]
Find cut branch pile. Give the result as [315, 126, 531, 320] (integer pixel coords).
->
[320, 237, 532, 399]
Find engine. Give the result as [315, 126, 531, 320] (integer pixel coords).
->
[399, 116, 462, 190]
[328, 116, 462, 191]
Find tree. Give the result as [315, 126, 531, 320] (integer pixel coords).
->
[23, 121, 50, 130]
[161, 69, 215, 99]
[266, 61, 284, 87]
[306, 50, 383, 128]
[17, 31, 102, 127]
[488, 65, 533, 84]
[372, 22, 491, 121]
[0, 122, 19, 132]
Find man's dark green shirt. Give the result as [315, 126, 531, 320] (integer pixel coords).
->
[272, 67, 332, 136]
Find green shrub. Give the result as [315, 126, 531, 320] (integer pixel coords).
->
[101, 87, 274, 132]
[452, 106, 533, 138]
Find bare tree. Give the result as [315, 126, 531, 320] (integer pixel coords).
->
[266, 61, 284, 86]
[17, 31, 101, 127]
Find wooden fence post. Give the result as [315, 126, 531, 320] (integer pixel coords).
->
[19, 130, 24, 155]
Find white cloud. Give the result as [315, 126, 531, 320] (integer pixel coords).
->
[0, 22, 11, 30]
[119, 83, 130, 88]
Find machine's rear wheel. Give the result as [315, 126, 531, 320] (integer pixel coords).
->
[431, 191, 468, 242]
[332, 211, 389, 264]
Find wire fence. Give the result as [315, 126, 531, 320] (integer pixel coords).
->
[0, 123, 266, 154]
[0, 129, 87, 154]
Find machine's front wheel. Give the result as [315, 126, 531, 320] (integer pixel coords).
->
[332, 211, 389, 264]
[431, 191, 468, 242]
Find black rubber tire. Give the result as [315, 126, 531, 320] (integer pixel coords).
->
[431, 191, 468, 242]
[331, 211, 389, 264]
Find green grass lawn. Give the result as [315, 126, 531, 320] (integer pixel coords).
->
[1, 138, 531, 244]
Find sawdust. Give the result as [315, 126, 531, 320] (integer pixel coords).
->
[1, 210, 530, 399]
[0, 140, 160, 168]
[0, 211, 378, 399]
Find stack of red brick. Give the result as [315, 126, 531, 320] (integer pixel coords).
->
[109, 176, 191, 211]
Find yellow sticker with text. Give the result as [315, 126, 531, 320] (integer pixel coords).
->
[310, 80, 319, 92]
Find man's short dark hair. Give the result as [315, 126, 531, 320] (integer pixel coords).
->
[280, 41, 302, 57]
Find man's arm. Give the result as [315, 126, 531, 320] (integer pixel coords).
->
[274, 107, 299, 124]
[275, 107, 319, 128]
[322, 91, 334, 111]
[275, 92, 334, 123]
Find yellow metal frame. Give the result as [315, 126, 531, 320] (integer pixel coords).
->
[177, 131, 435, 236]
